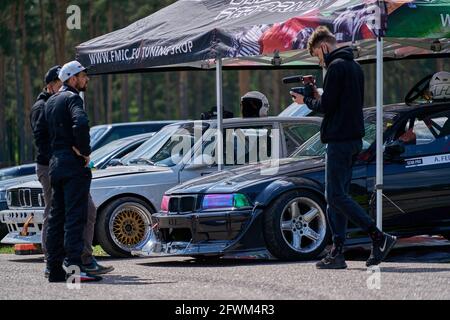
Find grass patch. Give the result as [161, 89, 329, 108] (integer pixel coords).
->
[93, 245, 108, 257]
[0, 245, 14, 254]
[0, 244, 108, 256]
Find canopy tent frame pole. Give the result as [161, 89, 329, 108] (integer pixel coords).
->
[375, 35, 384, 230]
[216, 57, 224, 171]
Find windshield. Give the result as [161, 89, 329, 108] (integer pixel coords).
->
[278, 103, 313, 117]
[292, 111, 398, 158]
[0, 169, 16, 182]
[122, 122, 210, 167]
[90, 138, 132, 165]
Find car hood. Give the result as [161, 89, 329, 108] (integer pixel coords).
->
[1, 175, 39, 191]
[167, 157, 325, 195]
[92, 165, 171, 180]
[4, 166, 172, 190]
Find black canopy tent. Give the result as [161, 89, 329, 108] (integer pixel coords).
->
[77, 0, 450, 229]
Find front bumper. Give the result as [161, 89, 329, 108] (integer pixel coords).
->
[0, 209, 44, 244]
[132, 208, 270, 258]
[132, 209, 260, 256]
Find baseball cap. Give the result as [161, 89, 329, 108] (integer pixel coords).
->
[44, 65, 62, 84]
[58, 61, 88, 82]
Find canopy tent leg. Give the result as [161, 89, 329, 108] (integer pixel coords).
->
[376, 36, 384, 230]
[216, 57, 224, 171]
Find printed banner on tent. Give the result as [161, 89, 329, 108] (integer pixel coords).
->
[76, 0, 450, 74]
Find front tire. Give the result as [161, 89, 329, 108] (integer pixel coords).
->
[263, 190, 329, 261]
[96, 197, 154, 258]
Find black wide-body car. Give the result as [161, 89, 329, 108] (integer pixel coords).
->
[135, 98, 450, 260]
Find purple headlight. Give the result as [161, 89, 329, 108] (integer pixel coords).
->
[201, 194, 251, 210]
[202, 194, 234, 210]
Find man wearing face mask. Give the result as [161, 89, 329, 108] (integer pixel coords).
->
[291, 26, 397, 269]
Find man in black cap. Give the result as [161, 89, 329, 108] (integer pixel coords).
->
[30, 66, 62, 268]
[36, 61, 103, 282]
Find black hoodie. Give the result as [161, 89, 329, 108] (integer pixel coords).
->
[30, 90, 52, 165]
[304, 46, 365, 143]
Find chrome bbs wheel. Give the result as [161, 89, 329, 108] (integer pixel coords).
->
[280, 197, 327, 254]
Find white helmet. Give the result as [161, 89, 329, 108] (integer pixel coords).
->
[241, 91, 270, 117]
[429, 71, 450, 101]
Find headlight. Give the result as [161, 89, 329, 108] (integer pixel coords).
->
[202, 193, 251, 210]
[161, 195, 170, 212]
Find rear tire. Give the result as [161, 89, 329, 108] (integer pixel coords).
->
[263, 190, 329, 261]
[96, 197, 154, 258]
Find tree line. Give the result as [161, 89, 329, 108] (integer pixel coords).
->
[0, 0, 448, 168]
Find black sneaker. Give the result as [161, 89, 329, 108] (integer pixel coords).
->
[70, 271, 103, 283]
[44, 267, 50, 278]
[63, 263, 104, 282]
[366, 233, 397, 267]
[316, 253, 347, 269]
[82, 260, 114, 275]
[48, 269, 67, 283]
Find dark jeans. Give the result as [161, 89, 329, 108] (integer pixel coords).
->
[325, 140, 375, 245]
[46, 151, 92, 271]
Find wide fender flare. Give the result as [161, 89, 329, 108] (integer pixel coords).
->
[254, 177, 324, 210]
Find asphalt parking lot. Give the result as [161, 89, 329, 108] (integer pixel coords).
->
[0, 236, 449, 300]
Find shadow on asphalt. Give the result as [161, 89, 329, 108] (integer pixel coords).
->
[7, 257, 44, 263]
[7, 240, 450, 269]
[345, 245, 450, 263]
[136, 258, 294, 268]
[136, 244, 450, 268]
[348, 266, 450, 273]
[97, 275, 178, 286]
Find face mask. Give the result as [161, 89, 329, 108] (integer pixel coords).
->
[321, 45, 330, 68]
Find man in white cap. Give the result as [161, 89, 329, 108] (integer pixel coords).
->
[34, 62, 113, 280]
[40, 61, 102, 282]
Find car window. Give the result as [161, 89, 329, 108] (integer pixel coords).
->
[282, 123, 320, 156]
[393, 110, 450, 157]
[101, 126, 149, 146]
[278, 103, 313, 117]
[125, 122, 210, 167]
[198, 126, 274, 166]
[293, 113, 396, 158]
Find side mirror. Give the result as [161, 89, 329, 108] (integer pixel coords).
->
[384, 141, 405, 161]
